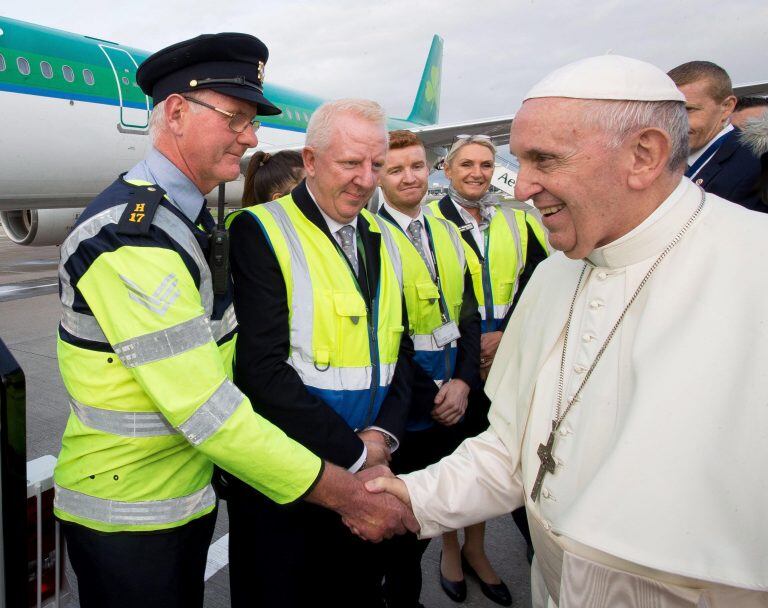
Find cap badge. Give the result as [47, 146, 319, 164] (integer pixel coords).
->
[189, 79, 198, 87]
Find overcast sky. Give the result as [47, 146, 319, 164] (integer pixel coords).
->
[4, 0, 766, 123]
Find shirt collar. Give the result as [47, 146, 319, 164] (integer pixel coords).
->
[688, 123, 734, 165]
[306, 183, 358, 234]
[382, 201, 425, 234]
[124, 147, 205, 223]
[586, 178, 703, 269]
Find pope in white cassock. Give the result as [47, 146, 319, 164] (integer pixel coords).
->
[364, 55, 768, 607]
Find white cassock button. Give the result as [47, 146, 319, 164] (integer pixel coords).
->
[559, 425, 573, 436]
[574, 365, 586, 373]
[589, 299, 603, 309]
[582, 333, 593, 343]
[597, 271, 608, 280]
[542, 488, 551, 499]
[543, 520, 552, 531]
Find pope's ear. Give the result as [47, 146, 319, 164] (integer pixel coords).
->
[627, 127, 671, 191]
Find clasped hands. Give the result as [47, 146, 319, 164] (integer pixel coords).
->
[340, 464, 419, 543]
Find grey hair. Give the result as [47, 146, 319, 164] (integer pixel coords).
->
[578, 99, 689, 171]
[148, 90, 214, 144]
[444, 136, 497, 167]
[738, 110, 768, 156]
[305, 98, 387, 150]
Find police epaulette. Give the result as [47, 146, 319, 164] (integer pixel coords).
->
[116, 184, 167, 235]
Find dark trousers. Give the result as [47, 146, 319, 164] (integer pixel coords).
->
[381, 422, 465, 608]
[61, 510, 216, 608]
[227, 488, 385, 608]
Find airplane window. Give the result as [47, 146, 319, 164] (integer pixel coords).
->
[303, 112, 309, 122]
[83, 69, 95, 85]
[286, 109, 293, 120]
[0, 54, 5, 72]
[17, 57, 31, 76]
[40, 61, 53, 79]
[122, 76, 129, 85]
[62, 65, 74, 82]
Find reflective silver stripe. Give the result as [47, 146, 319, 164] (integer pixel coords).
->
[60, 205, 127, 308]
[54, 483, 216, 526]
[373, 215, 403, 290]
[478, 303, 511, 321]
[153, 205, 213, 317]
[60, 307, 108, 343]
[210, 304, 237, 342]
[412, 333, 456, 352]
[177, 379, 243, 446]
[261, 202, 315, 364]
[498, 207, 525, 300]
[70, 398, 177, 437]
[438, 217, 466, 270]
[289, 353, 397, 390]
[113, 315, 214, 368]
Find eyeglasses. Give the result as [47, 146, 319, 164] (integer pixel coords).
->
[182, 95, 261, 133]
[455, 134, 492, 142]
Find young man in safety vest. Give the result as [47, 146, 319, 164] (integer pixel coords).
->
[225, 100, 415, 607]
[377, 130, 481, 608]
[54, 37, 415, 608]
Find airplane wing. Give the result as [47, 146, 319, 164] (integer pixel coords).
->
[408, 115, 514, 148]
[733, 81, 768, 97]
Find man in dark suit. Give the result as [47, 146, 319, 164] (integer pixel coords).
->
[377, 130, 481, 608]
[224, 99, 414, 608]
[668, 61, 765, 212]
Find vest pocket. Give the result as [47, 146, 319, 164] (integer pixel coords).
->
[332, 291, 368, 363]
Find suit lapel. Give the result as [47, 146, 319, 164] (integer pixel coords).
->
[694, 131, 738, 188]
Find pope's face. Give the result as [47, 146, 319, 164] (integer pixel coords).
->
[304, 114, 387, 223]
[178, 91, 259, 194]
[678, 78, 735, 153]
[444, 143, 495, 200]
[379, 145, 429, 212]
[511, 98, 628, 260]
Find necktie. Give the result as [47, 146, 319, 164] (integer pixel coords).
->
[407, 220, 435, 279]
[338, 225, 358, 275]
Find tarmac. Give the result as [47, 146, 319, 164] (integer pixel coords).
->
[0, 231, 532, 608]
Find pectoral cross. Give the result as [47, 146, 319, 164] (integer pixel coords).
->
[530, 429, 557, 502]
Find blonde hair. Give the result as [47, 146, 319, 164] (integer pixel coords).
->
[444, 136, 496, 167]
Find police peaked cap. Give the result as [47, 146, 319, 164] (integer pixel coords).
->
[136, 32, 282, 116]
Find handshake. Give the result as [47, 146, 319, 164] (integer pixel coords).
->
[335, 464, 420, 543]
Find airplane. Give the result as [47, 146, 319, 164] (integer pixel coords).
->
[0, 16, 514, 247]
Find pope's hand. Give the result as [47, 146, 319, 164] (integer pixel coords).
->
[364, 473, 412, 509]
[307, 463, 419, 543]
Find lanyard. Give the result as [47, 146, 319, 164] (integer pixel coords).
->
[421, 219, 454, 324]
[686, 130, 731, 178]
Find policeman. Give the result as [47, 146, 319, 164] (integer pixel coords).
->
[426, 135, 549, 603]
[54, 36, 414, 608]
[224, 99, 414, 607]
[377, 130, 481, 607]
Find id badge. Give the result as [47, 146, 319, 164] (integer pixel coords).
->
[432, 320, 461, 348]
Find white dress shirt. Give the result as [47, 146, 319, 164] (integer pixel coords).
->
[449, 197, 495, 256]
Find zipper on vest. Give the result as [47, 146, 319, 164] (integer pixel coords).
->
[364, 299, 380, 428]
[481, 229, 494, 331]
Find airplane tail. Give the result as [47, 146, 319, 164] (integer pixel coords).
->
[406, 35, 443, 126]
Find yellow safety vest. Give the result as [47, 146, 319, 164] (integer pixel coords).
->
[237, 194, 404, 429]
[380, 213, 465, 383]
[55, 177, 321, 533]
[427, 200, 548, 332]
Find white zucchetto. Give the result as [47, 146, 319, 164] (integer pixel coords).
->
[524, 55, 686, 103]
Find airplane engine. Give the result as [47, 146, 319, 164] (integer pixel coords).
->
[0, 208, 82, 247]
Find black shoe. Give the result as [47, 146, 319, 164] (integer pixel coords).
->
[461, 553, 512, 607]
[439, 551, 466, 603]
